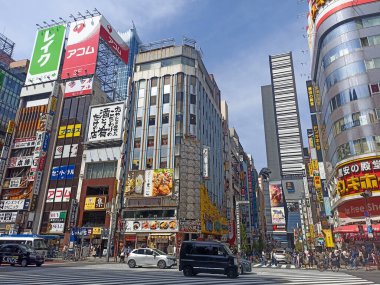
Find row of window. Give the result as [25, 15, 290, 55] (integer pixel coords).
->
[85, 161, 117, 179]
[334, 135, 380, 164]
[136, 56, 196, 72]
[321, 14, 380, 50]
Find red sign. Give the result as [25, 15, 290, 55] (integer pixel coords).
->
[99, 17, 129, 65]
[336, 157, 380, 197]
[64, 78, 93, 98]
[338, 196, 380, 218]
[61, 16, 101, 79]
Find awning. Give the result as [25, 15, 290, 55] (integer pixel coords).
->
[333, 225, 359, 233]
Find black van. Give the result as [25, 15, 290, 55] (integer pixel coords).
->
[179, 241, 238, 278]
[0, 243, 45, 267]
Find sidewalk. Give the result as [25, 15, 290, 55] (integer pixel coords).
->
[45, 257, 118, 266]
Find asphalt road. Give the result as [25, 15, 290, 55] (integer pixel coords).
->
[0, 263, 379, 285]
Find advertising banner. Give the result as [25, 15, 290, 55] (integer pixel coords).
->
[311, 114, 323, 162]
[8, 156, 33, 168]
[58, 124, 81, 138]
[125, 170, 145, 196]
[48, 223, 65, 233]
[64, 77, 93, 98]
[25, 25, 66, 85]
[50, 165, 75, 181]
[336, 157, 380, 198]
[9, 177, 22, 188]
[323, 229, 334, 248]
[99, 16, 129, 65]
[306, 80, 316, 114]
[54, 144, 78, 159]
[269, 182, 284, 207]
[125, 220, 178, 232]
[284, 181, 295, 193]
[13, 137, 36, 149]
[0, 212, 18, 223]
[49, 211, 67, 223]
[271, 207, 286, 225]
[145, 169, 173, 197]
[0, 199, 28, 211]
[87, 103, 124, 142]
[61, 16, 101, 79]
[84, 196, 107, 210]
[338, 196, 380, 219]
[202, 147, 209, 179]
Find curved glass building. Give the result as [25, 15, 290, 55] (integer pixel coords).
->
[308, 0, 380, 236]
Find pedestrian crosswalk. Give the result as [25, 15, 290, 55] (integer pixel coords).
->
[0, 263, 377, 285]
[253, 263, 296, 269]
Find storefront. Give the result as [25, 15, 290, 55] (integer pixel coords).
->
[123, 219, 178, 254]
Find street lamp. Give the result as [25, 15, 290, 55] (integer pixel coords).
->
[360, 190, 373, 238]
[236, 200, 251, 256]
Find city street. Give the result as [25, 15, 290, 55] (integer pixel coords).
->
[0, 263, 379, 285]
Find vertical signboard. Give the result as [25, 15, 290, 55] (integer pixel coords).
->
[61, 16, 101, 79]
[311, 114, 323, 162]
[25, 25, 66, 85]
[306, 80, 316, 114]
[87, 103, 125, 142]
[202, 147, 209, 179]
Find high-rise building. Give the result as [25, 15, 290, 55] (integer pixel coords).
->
[307, 0, 380, 239]
[261, 52, 305, 248]
[123, 39, 227, 252]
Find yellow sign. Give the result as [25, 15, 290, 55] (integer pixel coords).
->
[6, 120, 15, 134]
[312, 160, 319, 171]
[307, 86, 314, 108]
[84, 196, 107, 210]
[308, 163, 313, 177]
[92, 227, 102, 235]
[323, 229, 334, 248]
[309, 224, 315, 240]
[200, 185, 228, 236]
[58, 124, 81, 138]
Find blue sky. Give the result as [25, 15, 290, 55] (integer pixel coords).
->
[0, 0, 311, 171]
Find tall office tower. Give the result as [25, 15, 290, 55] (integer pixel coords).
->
[123, 39, 227, 252]
[261, 52, 305, 248]
[307, 0, 380, 238]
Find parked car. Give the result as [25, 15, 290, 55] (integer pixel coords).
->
[127, 248, 176, 269]
[179, 241, 239, 278]
[0, 243, 45, 267]
[275, 249, 287, 264]
[239, 258, 252, 274]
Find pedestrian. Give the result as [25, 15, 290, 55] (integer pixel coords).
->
[272, 250, 277, 267]
[119, 245, 127, 263]
[261, 250, 267, 265]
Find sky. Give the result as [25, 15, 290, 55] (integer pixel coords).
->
[0, 0, 312, 171]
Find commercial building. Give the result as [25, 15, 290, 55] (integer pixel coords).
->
[307, 0, 380, 243]
[123, 39, 227, 253]
[261, 52, 305, 248]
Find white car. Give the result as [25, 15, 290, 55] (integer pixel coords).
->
[127, 248, 177, 269]
[274, 249, 288, 264]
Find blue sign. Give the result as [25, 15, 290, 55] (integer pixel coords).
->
[51, 166, 59, 180]
[42, 133, 50, 152]
[50, 165, 75, 180]
[285, 181, 295, 193]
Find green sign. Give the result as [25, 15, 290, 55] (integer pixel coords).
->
[25, 25, 66, 86]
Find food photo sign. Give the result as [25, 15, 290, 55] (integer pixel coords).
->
[125, 220, 178, 232]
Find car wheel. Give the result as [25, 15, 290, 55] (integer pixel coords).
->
[183, 266, 193, 277]
[36, 263, 42, 267]
[128, 259, 136, 268]
[21, 259, 28, 267]
[158, 260, 166, 269]
[227, 267, 238, 279]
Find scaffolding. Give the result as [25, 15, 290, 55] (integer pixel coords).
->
[0, 33, 14, 58]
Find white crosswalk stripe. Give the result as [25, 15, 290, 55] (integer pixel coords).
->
[254, 263, 296, 269]
[0, 264, 377, 285]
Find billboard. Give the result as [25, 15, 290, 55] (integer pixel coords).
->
[64, 77, 93, 98]
[48, 211, 67, 233]
[61, 16, 101, 79]
[54, 144, 78, 159]
[84, 196, 107, 210]
[25, 25, 66, 85]
[0, 212, 18, 223]
[271, 207, 286, 225]
[46, 187, 71, 203]
[124, 169, 173, 197]
[338, 196, 380, 220]
[61, 15, 129, 80]
[0, 199, 29, 211]
[336, 157, 380, 198]
[269, 182, 284, 207]
[58, 124, 81, 138]
[125, 220, 178, 232]
[87, 103, 124, 142]
[311, 114, 323, 161]
[50, 165, 75, 180]
[14, 137, 36, 149]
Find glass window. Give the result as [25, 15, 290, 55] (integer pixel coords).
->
[150, 96, 157, 106]
[132, 160, 139, 170]
[164, 76, 170, 85]
[325, 61, 366, 92]
[162, 114, 169, 124]
[190, 114, 196, 125]
[134, 139, 141, 148]
[147, 137, 154, 147]
[136, 118, 142, 127]
[163, 94, 170, 104]
[190, 94, 196, 104]
[161, 136, 168, 145]
[149, 117, 155, 126]
[151, 78, 158, 87]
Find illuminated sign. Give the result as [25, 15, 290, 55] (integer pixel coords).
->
[311, 114, 323, 161]
[306, 80, 316, 113]
[336, 157, 380, 197]
[84, 196, 107, 210]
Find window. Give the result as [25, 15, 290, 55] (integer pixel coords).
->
[149, 117, 155, 126]
[132, 160, 139, 170]
[190, 114, 196, 125]
[370, 84, 380, 94]
[145, 249, 153, 255]
[134, 139, 141, 148]
[85, 162, 117, 179]
[136, 119, 142, 127]
[190, 94, 196, 104]
[150, 96, 157, 106]
[161, 136, 168, 145]
[164, 76, 170, 85]
[163, 94, 170, 104]
[162, 114, 169, 124]
[147, 137, 154, 147]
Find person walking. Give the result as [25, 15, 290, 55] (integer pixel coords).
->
[119, 245, 127, 263]
[261, 250, 267, 266]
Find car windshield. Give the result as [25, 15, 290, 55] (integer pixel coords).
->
[34, 239, 48, 250]
[153, 249, 166, 255]
[223, 245, 233, 255]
